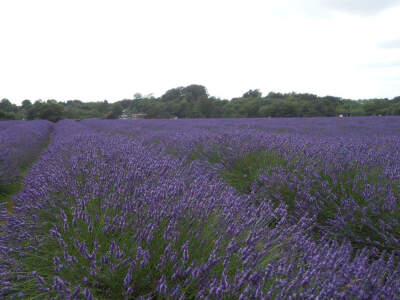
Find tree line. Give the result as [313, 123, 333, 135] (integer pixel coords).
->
[1, 84, 400, 121]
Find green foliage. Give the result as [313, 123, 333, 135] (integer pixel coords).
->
[21, 99, 32, 110]
[0, 109, 17, 120]
[363, 99, 392, 115]
[0, 98, 18, 113]
[243, 89, 262, 98]
[26, 101, 64, 121]
[336, 100, 365, 116]
[11, 195, 282, 298]
[248, 156, 400, 253]
[0, 99, 19, 119]
[161, 84, 208, 103]
[107, 103, 123, 119]
[38, 103, 64, 122]
[313, 167, 400, 252]
[223, 151, 288, 194]
[0, 182, 21, 212]
[2, 86, 400, 120]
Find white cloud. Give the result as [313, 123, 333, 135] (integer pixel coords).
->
[323, 0, 399, 15]
[0, 0, 399, 104]
[380, 38, 400, 49]
[366, 61, 400, 68]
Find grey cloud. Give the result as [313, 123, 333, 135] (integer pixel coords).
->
[323, 0, 399, 15]
[380, 38, 400, 49]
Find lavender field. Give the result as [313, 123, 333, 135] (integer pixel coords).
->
[1, 117, 400, 299]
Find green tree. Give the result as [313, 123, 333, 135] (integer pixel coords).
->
[0, 109, 16, 120]
[26, 101, 43, 120]
[38, 103, 64, 122]
[97, 100, 110, 115]
[363, 99, 391, 115]
[161, 85, 208, 103]
[392, 96, 400, 102]
[182, 85, 208, 102]
[243, 89, 262, 98]
[0, 99, 17, 113]
[107, 103, 123, 119]
[161, 87, 185, 102]
[21, 100, 32, 110]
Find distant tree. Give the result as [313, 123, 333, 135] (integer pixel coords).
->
[324, 96, 342, 103]
[363, 99, 391, 116]
[182, 85, 208, 102]
[293, 93, 318, 101]
[390, 102, 400, 114]
[1, 85, 399, 120]
[66, 100, 83, 106]
[0, 98, 18, 113]
[243, 89, 262, 98]
[175, 99, 191, 118]
[194, 98, 214, 118]
[0, 109, 6, 119]
[21, 100, 33, 110]
[161, 85, 208, 102]
[266, 92, 284, 99]
[26, 101, 43, 120]
[392, 96, 400, 102]
[38, 103, 64, 122]
[107, 103, 123, 119]
[161, 87, 185, 102]
[118, 99, 133, 109]
[258, 105, 273, 117]
[97, 100, 109, 115]
[145, 102, 171, 118]
[220, 105, 231, 117]
[0, 109, 16, 120]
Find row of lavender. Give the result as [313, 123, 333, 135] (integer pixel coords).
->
[0, 121, 24, 132]
[0, 120, 53, 186]
[1, 118, 399, 298]
[83, 118, 400, 254]
[81, 116, 400, 137]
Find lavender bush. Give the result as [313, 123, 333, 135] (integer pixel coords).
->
[0, 121, 23, 132]
[0, 120, 53, 186]
[1, 117, 400, 299]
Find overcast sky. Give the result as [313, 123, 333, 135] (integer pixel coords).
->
[1, 0, 399, 104]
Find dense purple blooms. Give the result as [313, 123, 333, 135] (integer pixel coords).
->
[0, 120, 52, 184]
[0, 121, 24, 131]
[0, 117, 400, 298]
